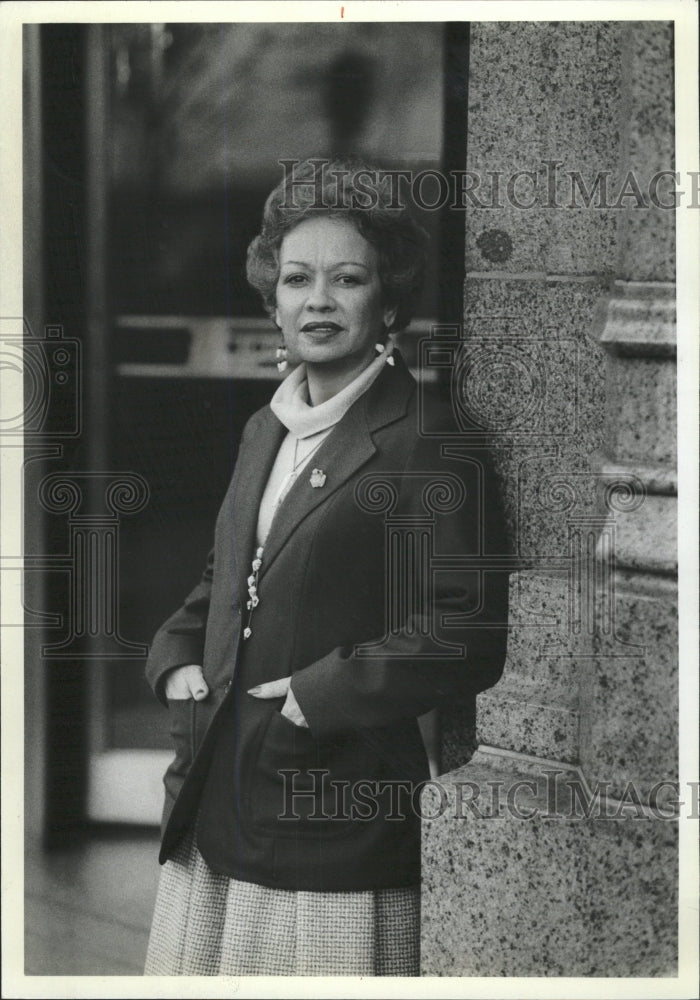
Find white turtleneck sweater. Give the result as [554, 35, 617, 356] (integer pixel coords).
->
[256, 345, 394, 547]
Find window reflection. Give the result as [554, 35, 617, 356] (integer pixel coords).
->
[108, 23, 444, 317]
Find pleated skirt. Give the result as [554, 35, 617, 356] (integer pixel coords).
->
[144, 829, 420, 976]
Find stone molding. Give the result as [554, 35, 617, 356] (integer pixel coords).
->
[599, 281, 676, 357]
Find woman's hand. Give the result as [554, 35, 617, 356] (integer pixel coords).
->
[248, 677, 309, 728]
[164, 664, 209, 701]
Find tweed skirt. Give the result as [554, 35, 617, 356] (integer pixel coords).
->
[144, 828, 420, 976]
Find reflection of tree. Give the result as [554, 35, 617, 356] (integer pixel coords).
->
[111, 22, 443, 194]
[106, 22, 444, 315]
[322, 51, 376, 155]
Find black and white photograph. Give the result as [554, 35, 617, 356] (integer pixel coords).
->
[1, 1, 698, 995]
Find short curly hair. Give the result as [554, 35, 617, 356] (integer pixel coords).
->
[246, 158, 429, 334]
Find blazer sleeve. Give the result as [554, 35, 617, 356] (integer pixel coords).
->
[145, 408, 262, 704]
[290, 430, 510, 739]
[145, 546, 215, 706]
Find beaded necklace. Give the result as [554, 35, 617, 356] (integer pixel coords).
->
[243, 434, 325, 640]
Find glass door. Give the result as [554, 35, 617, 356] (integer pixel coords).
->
[87, 20, 448, 823]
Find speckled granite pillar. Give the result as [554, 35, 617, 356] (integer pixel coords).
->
[421, 749, 678, 976]
[421, 21, 677, 976]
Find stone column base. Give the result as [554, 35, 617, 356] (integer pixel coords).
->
[420, 747, 678, 976]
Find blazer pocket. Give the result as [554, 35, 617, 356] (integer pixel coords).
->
[166, 697, 195, 777]
[250, 710, 355, 838]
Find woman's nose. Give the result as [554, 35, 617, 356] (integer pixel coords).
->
[305, 276, 335, 310]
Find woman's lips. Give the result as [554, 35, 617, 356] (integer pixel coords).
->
[301, 322, 343, 333]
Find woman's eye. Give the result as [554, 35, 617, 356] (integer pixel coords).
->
[337, 274, 361, 286]
[283, 274, 308, 285]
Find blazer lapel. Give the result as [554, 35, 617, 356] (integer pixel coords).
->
[257, 354, 416, 583]
[257, 401, 376, 580]
[231, 407, 286, 603]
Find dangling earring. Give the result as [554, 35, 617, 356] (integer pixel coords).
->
[276, 343, 288, 373]
[375, 336, 395, 366]
[274, 314, 288, 373]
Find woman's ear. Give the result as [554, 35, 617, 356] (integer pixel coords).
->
[383, 304, 398, 331]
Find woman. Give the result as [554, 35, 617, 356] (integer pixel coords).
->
[144, 158, 509, 976]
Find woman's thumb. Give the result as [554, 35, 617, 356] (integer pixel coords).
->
[188, 667, 209, 700]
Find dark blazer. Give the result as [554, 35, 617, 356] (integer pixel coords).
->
[146, 353, 509, 891]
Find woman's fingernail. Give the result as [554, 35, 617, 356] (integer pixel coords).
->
[248, 686, 262, 695]
[195, 688, 206, 698]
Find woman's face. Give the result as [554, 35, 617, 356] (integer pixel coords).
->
[274, 216, 396, 370]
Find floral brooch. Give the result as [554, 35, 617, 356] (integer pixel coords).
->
[310, 468, 326, 488]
